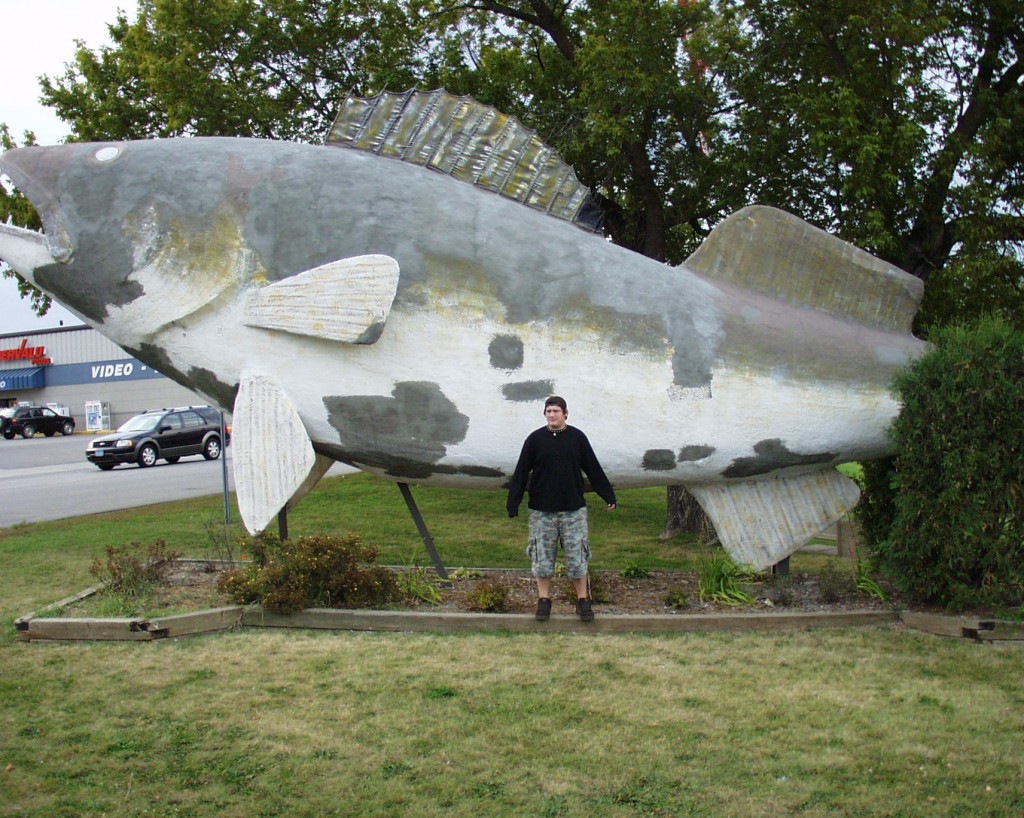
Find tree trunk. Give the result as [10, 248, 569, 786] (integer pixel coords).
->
[660, 485, 715, 543]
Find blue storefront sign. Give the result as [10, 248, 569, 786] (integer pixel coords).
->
[45, 359, 166, 387]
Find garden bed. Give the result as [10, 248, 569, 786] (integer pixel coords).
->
[14, 559, 1022, 642]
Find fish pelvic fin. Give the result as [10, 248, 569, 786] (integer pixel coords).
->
[685, 206, 923, 333]
[687, 469, 860, 571]
[244, 254, 399, 344]
[233, 374, 317, 534]
[285, 453, 336, 513]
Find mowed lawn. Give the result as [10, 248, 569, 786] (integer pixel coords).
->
[2, 474, 1022, 817]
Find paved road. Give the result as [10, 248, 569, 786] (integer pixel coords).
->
[0, 433, 235, 527]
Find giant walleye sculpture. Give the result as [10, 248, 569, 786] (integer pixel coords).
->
[0, 90, 926, 570]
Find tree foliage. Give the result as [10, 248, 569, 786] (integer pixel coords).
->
[39, 0, 436, 143]
[721, 0, 1024, 330]
[0, 126, 51, 316]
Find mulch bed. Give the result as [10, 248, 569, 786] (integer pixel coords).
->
[152, 561, 898, 618]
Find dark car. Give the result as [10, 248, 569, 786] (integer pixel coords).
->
[86, 405, 228, 470]
[1, 405, 76, 439]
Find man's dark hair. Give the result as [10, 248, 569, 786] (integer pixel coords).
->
[544, 395, 567, 413]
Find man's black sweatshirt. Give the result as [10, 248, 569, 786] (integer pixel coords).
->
[506, 425, 616, 517]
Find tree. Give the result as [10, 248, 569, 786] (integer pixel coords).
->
[40, 0, 436, 142]
[720, 0, 1024, 331]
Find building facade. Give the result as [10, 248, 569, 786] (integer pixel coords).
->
[0, 324, 211, 432]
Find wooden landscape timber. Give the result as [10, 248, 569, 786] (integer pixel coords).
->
[900, 611, 1024, 642]
[17, 603, 1023, 642]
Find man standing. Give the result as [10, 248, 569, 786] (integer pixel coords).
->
[507, 396, 617, 621]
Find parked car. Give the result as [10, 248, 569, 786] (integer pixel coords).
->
[1, 405, 76, 439]
[85, 405, 228, 470]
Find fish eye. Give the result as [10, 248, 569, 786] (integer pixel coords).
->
[94, 146, 120, 162]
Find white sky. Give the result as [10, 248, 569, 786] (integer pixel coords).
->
[1, 0, 135, 334]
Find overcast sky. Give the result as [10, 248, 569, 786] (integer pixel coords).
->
[1, 0, 135, 334]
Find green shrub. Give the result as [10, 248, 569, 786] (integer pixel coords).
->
[875, 316, 1024, 608]
[464, 578, 513, 612]
[217, 532, 400, 613]
[855, 457, 899, 558]
[621, 560, 650, 578]
[855, 559, 887, 601]
[663, 588, 688, 609]
[817, 561, 853, 604]
[90, 540, 181, 597]
[396, 562, 444, 605]
[696, 548, 754, 606]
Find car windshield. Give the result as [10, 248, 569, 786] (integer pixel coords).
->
[117, 414, 161, 433]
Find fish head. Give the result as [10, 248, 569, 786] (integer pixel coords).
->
[0, 140, 263, 345]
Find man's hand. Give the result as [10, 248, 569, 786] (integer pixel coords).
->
[606, 503, 616, 511]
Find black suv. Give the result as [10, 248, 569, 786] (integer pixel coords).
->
[86, 406, 228, 470]
[1, 406, 76, 439]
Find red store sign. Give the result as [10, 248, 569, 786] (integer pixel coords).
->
[0, 339, 53, 366]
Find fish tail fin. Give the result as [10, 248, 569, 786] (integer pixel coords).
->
[687, 469, 860, 571]
[685, 206, 923, 333]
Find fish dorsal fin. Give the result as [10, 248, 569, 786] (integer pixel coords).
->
[244, 255, 398, 344]
[685, 206, 924, 332]
[688, 469, 861, 571]
[327, 89, 604, 232]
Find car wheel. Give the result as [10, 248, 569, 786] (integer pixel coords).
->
[165, 456, 180, 464]
[203, 436, 222, 460]
[61, 421, 75, 436]
[21, 424, 36, 439]
[96, 463, 116, 471]
[137, 443, 158, 468]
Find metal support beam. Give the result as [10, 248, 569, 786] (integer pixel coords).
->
[278, 507, 288, 542]
[397, 482, 450, 581]
[773, 556, 790, 578]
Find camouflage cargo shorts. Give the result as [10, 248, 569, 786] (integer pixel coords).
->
[527, 507, 591, 580]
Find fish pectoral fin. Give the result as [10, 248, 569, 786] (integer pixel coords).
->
[233, 374, 317, 534]
[0, 222, 56, 277]
[244, 254, 399, 344]
[687, 469, 860, 571]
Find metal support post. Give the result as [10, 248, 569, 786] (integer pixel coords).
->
[397, 482, 450, 582]
[278, 506, 289, 542]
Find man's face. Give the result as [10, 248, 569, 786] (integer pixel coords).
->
[545, 405, 567, 429]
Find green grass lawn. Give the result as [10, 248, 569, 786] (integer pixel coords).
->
[2, 474, 1022, 817]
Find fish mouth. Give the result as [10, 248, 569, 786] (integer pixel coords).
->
[0, 145, 77, 263]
